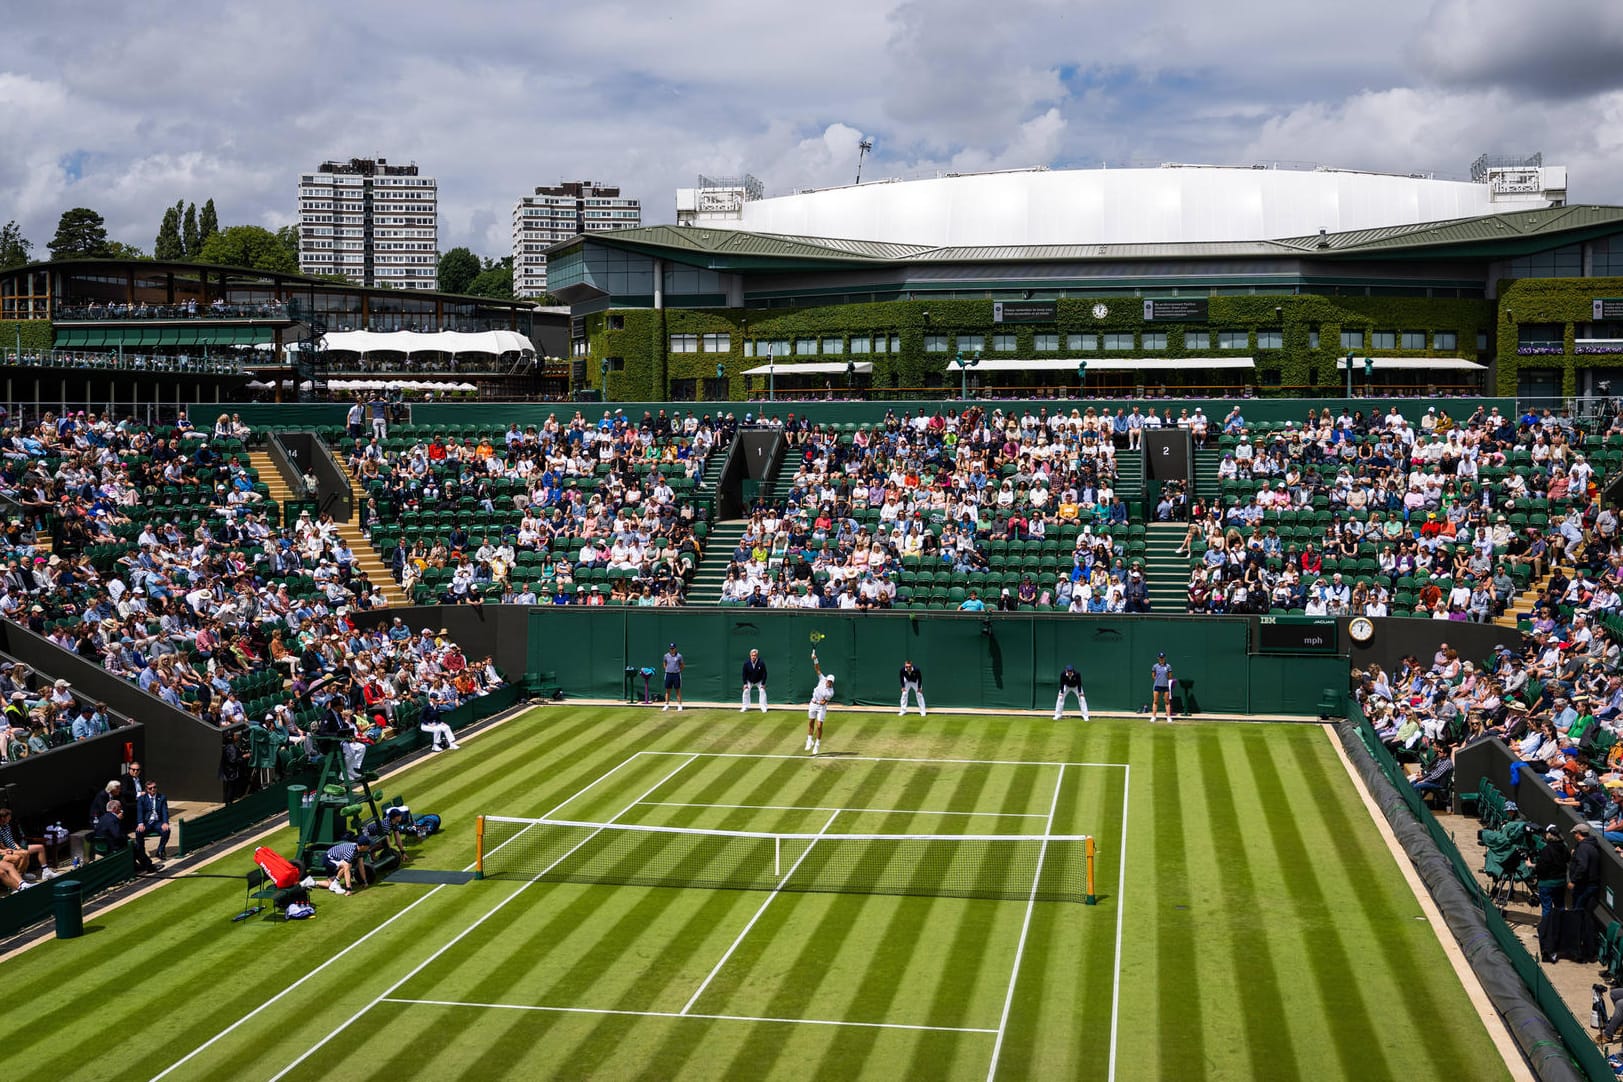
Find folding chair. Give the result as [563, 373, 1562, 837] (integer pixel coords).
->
[234, 869, 278, 922]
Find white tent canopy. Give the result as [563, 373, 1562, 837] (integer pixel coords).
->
[743, 361, 874, 376]
[319, 330, 535, 356]
[322, 378, 478, 391]
[953, 356, 1255, 373]
[1336, 356, 1486, 371]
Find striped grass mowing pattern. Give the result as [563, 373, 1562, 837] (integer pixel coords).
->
[0, 708, 1508, 1082]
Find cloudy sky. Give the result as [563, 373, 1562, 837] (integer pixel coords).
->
[4, 0, 1623, 261]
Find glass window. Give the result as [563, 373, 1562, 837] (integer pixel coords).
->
[992, 334, 1016, 352]
[924, 335, 948, 353]
[849, 337, 870, 354]
[889, 334, 901, 353]
[701, 333, 731, 353]
[668, 334, 698, 353]
[822, 337, 843, 355]
[1033, 333, 1058, 352]
[1593, 237, 1623, 278]
[1141, 332, 1167, 351]
[1067, 334, 1099, 351]
[1400, 331, 1426, 350]
[1371, 331, 1396, 349]
[1434, 331, 1457, 350]
[957, 334, 984, 353]
[1308, 330, 1320, 350]
[1508, 243, 1584, 279]
[1256, 330, 1282, 350]
[1340, 329, 1365, 351]
[1216, 331, 1247, 350]
[1102, 333, 1134, 350]
[743, 340, 755, 358]
[795, 337, 817, 356]
[1184, 331, 1210, 350]
[1476, 331, 1489, 351]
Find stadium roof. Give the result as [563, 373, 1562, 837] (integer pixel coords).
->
[554, 205, 1623, 270]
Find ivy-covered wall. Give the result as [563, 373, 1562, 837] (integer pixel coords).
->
[580, 296, 1495, 401]
[0, 320, 55, 355]
[1496, 276, 1623, 397]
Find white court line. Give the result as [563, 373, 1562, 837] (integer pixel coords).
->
[642, 750, 1129, 769]
[985, 764, 1064, 1082]
[148, 748, 651, 1082]
[1106, 764, 1130, 1082]
[263, 754, 700, 1082]
[681, 809, 843, 1015]
[379, 996, 997, 1034]
[638, 800, 1049, 818]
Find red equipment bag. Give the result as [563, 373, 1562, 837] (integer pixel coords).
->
[254, 846, 302, 889]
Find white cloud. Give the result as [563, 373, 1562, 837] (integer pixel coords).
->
[1, 0, 1621, 263]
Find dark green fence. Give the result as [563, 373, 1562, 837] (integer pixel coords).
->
[528, 608, 1343, 716]
[1347, 699, 1612, 1080]
[0, 846, 135, 939]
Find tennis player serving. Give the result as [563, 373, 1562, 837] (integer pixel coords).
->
[805, 650, 835, 755]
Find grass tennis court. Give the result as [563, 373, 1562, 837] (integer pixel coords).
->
[5, 707, 1507, 1081]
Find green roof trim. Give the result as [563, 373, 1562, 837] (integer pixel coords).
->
[552, 204, 1623, 269]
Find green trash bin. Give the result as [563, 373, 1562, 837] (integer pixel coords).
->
[286, 785, 310, 832]
[53, 879, 84, 940]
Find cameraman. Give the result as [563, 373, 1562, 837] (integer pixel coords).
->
[1531, 823, 1569, 926]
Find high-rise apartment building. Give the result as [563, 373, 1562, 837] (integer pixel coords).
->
[298, 158, 438, 290]
[512, 181, 641, 298]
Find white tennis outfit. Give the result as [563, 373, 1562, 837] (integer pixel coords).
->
[808, 677, 834, 722]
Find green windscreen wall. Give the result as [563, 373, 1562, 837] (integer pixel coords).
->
[527, 609, 1345, 716]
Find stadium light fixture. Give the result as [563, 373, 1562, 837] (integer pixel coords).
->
[856, 138, 874, 185]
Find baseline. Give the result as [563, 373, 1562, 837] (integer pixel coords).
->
[379, 996, 997, 1034]
[642, 750, 1130, 769]
[263, 753, 699, 1082]
[147, 747, 653, 1082]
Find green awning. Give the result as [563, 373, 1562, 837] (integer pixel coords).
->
[53, 328, 88, 347]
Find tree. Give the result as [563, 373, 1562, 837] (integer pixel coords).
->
[197, 225, 299, 274]
[0, 221, 32, 269]
[437, 246, 481, 294]
[103, 241, 147, 260]
[154, 202, 184, 260]
[47, 208, 110, 260]
[465, 255, 514, 299]
[198, 199, 218, 249]
[274, 225, 301, 271]
[182, 203, 199, 258]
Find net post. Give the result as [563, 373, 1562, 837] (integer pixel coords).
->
[1084, 836, 1097, 905]
[775, 836, 781, 878]
[474, 815, 486, 881]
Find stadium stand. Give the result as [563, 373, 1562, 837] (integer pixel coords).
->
[0, 410, 507, 799]
[323, 408, 730, 607]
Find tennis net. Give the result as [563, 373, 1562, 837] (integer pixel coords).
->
[476, 815, 1096, 903]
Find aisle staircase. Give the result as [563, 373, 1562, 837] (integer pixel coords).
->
[1495, 564, 1562, 628]
[1193, 449, 1222, 503]
[687, 521, 747, 606]
[1140, 522, 1190, 613]
[249, 450, 298, 514]
[249, 450, 406, 607]
[1113, 448, 1143, 510]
